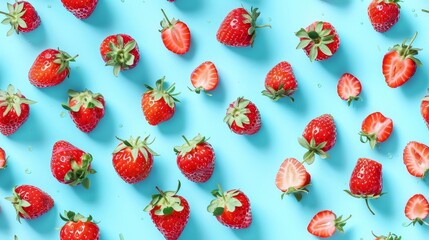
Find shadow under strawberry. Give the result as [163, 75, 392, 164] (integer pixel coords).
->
[319, 44, 350, 78]
[88, 105, 117, 143]
[324, 121, 348, 171]
[21, 20, 46, 47]
[374, 127, 400, 158]
[285, 87, 308, 115]
[131, 161, 164, 198]
[82, 0, 114, 28]
[231, 207, 262, 240]
[8, 107, 45, 143]
[70, 172, 101, 202]
[382, 13, 414, 41]
[226, 28, 272, 62]
[25, 204, 58, 234]
[244, 121, 271, 149]
[157, 99, 187, 136]
[328, 227, 355, 240]
[400, 61, 429, 99]
[370, 172, 394, 217]
[179, 210, 206, 240]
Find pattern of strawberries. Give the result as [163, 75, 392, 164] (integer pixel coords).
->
[0, 1, 429, 239]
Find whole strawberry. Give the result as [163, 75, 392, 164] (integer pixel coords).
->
[217, 7, 270, 47]
[142, 77, 180, 126]
[372, 231, 402, 240]
[160, 9, 191, 55]
[224, 97, 261, 135]
[61, 0, 98, 19]
[262, 61, 298, 101]
[62, 89, 105, 133]
[100, 34, 140, 76]
[275, 158, 311, 201]
[0, 147, 6, 169]
[296, 21, 340, 61]
[51, 140, 95, 189]
[174, 134, 215, 183]
[404, 194, 429, 227]
[345, 158, 383, 215]
[112, 136, 158, 184]
[0, 84, 35, 136]
[368, 0, 400, 33]
[144, 181, 190, 240]
[60, 211, 99, 240]
[5, 185, 54, 222]
[359, 112, 393, 149]
[28, 48, 78, 88]
[307, 210, 351, 238]
[298, 114, 336, 164]
[207, 185, 252, 229]
[421, 92, 429, 129]
[0, 1, 40, 36]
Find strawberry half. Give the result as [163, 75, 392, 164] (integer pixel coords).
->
[421, 92, 429, 128]
[275, 158, 311, 201]
[0, 1, 41, 36]
[190, 61, 219, 95]
[337, 73, 362, 106]
[224, 97, 261, 135]
[382, 32, 422, 88]
[0, 147, 6, 169]
[262, 61, 298, 101]
[60, 211, 100, 240]
[404, 194, 429, 227]
[368, 0, 400, 33]
[160, 9, 191, 55]
[61, 0, 98, 19]
[372, 231, 402, 240]
[359, 112, 393, 149]
[403, 141, 429, 178]
[307, 210, 351, 238]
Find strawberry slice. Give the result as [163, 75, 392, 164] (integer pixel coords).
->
[307, 210, 351, 238]
[0, 147, 6, 169]
[275, 158, 311, 201]
[160, 9, 191, 55]
[337, 73, 362, 106]
[404, 194, 429, 227]
[403, 141, 429, 178]
[359, 112, 393, 149]
[190, 61, 219, 95]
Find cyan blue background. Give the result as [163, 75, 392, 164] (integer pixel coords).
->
[1, 0, 429, 239]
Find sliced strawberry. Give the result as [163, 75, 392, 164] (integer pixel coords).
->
[404, 194, 429, 226]
[307, 210, 351, 238]
[337, 73, 362, 106]
[275, 158, 310, 201]
[359, 112, 393, 149]
[160, 9, 191, 55]
[190, 61, 219, 94]
[403, 141, 429, 178]
[0, 147, 6, 169]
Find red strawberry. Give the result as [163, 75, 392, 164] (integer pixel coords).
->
[372, 231, 402, 240]
[346, 158, 383, 215]
[368, 0, 400, 33]
[382, 32, 422, 88]
[28, 49, 78, 88]
[160, 9, 191, 55]
[61, 0, 98, 19]
[404, 194, 429, 226]
[307, 210, 351, 238]
[0, 1, 40, 36]
[275, 158, 311, 201]
[60, 211, 99, 240]
[144, 181, 190, 240]
[5, 185, 54, 222]
[262, 61, 298, 101]
[51, 140, 95, 188]
[190, 61, 219, 95]
[298, 114, 336, 164]
[216, 7, 270, 47]
[100, 34, 140, 76]
[296, 21, 340, 62]
[112, 136, 158, 184]
[0, 84, 35, 136]
[224, 97, 261, 135]
[337, 73, 362, 106]
[142, 77, 180, 126]
[359, 112, 393, 149]
[0, 147, 6, 169]
[207, 185, 252, 229]
[421, 93, 429, 128]
[174, 134, 215, 183]
[62, 89, 105, 133]
[403, 141, 429, 178]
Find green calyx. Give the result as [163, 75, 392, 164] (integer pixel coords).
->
[281, 186, 309, 202]
[295, 21, 335, 62]
[298, 137, 329, 165]
[0, 2, 27, 36]
[5, 186, 31, 223]
[160, 8, 179, 31]
[403, 217, 429, 227]
[0, 84, 35, 117]
[53, 49, 78, 76]
[113, 135, 159, 162]
[62, 89, 104, 112]
[224, 97, 251, 129]
[347, 96, 360, 107]
[105, 34, 137, 77]
[333, 214, 352, 233]
[207, 185, 242, 216]
[372, 231, 402, 240]
[261, 83, 294, 102]
[389, 32, 422, 66]
[144, 180, 184, 215]
[60, 210, 94, 223]
[144, 77, 180, 109]
[344, 190, 385, 215]
[359, 131, 377, 149]
[174, 134, 207, 157]
[64, 153, 96, 189]
[423, 9, 429, 13]
[242, 7, 271, 47]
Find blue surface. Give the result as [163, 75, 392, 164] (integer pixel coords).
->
[1, 0, 429, 239]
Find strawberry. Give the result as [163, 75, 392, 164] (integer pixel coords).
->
[275, 158, 311, 201]
[262, 61, 298, 101]
[421, 92, 429, 128]
[144, 181, 190, 240]
[160, 9, 191, 55]
[112, 136, 158, 184]
[100, 34, 140, 77]
[216, 7, 270, 47]
[372, 231, 402, 240]
[62, 89, 105, 133]
[298, 114, 336, 164]
[345, 158, 383, 215]
[60, 211, 99, 240]
[0, 84, 35, 136]
[404, 194, 429, 226]
[174, 134, 215, 183]
[28, 49, 78, 88]
[307, 210, 351, 238]
[224, 97, 261, 135]
[403, 141, 429, 178]
[190, 61, 219, 95]
[296, 21, 340, 62]
[382, 32, 422, 88]
[0, 1, 40, 36]
[359, 112, 393, 149]
[142, 77, 180, 126]
[5, 185, 54, 222]
[207, 185, 252, 229]
[337, 73, 362, 106]
[0, 147, 6, 169]
[61, 0, 98, 19]
[368, 0, 400, 33]
[51, 140, 95, 189]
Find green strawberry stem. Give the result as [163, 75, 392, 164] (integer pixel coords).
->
[5, 187, 31, 223]
[347, 96, 360, 106]
[334, 214, 352, 232]
[155, 186, 170, 204]
[0, 11, 13, 18]
[403, 217, 429, 227]
[423, 9, 429, 13]
[402, 32, 418, 58]
[182, 135, 191, 146]
[298, 137, 329, 165]
[160, 9, 172, 26]
[365, 198, 375, 215]
[359, 132, 377, 149]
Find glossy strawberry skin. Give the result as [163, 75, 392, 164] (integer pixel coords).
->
[301, 22, 340, 61]
[217, 190, 252, 229]
[14, 1, 41, 33]
[100, 34, 140, 70]
[142, 92, 175, 126]
[112, 144, 153, 184]
[68, 95, 105, 133]
[225, 98, 261, 135]
[421, 95, 429, 128]
[60, 220, 100, 240]
[349, 158, 382, 196]
[13, 185, 54, 220]
[177, 142, 215, 183]
[61, 0, 99, 19]
[302, 114, 336, 152]
[0, 94, 30, 136]
[368, 0, 400, 33]
[263, 61, 298, 101]
[28, 49, 70, 88]
[217, 8, 253, 47]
